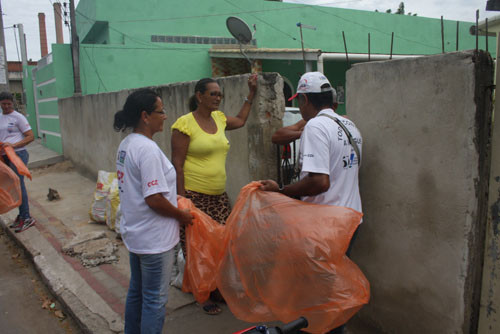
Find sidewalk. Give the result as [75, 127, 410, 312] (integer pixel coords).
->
[0, 141, 255, 334]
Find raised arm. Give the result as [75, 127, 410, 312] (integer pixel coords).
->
[171, 129, 190, 196]
[271, 119, 306, 145]
[226, 74, 258, 130]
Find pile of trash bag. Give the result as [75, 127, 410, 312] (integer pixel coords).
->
[0, 145, 31, 214]
[178, 182, 370, 334]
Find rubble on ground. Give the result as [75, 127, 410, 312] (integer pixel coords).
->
[62, 231, 118, 267]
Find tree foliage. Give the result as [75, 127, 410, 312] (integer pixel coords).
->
[376, 2, 417, 16]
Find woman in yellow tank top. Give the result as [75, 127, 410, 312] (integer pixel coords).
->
[171, 75, 257, 314]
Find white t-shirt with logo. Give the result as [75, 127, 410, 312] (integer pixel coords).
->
[299, 108, 363, 216]
[0, 111, 32, 152]
[116, 133, 179, 254]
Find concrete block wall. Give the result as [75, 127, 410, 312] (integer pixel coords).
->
[346, 51, 494, 333]
[58, 73, 284, 202]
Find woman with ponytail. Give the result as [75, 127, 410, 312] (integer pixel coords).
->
[114, 88, 193, 334]
[171, 74, 257, 314]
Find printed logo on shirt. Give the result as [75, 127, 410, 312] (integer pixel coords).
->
[117, 150, 126, 164]
[342, 152, 358, 169]
[7, 122, 15, 133]
[117, 170, 124, 184]
[147, 180, 159, 187]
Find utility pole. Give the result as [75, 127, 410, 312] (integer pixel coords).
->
[17, 23, 27, 106]
[69, 0, 81, 94]
[17, 24, 28, 68]
[0, 0, 10, 92]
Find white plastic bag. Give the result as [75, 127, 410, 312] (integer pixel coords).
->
[171, 248, 185, 289]
[89, 171, 116, 223]
[105, 178, 120, 230]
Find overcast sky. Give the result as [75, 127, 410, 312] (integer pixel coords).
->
[2, 0, 497, 61]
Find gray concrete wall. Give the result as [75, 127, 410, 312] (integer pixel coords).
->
[347, 51, 493, 333]
[59, 73, 284, 203]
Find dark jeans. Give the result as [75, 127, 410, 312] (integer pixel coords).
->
[4, 149, 30, 220]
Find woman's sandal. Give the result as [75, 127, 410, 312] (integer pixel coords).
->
[202, 303, 222, 315]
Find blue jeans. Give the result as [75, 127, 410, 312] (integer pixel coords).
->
[5, 149, 30, 220]
[125, 248, 175, 334]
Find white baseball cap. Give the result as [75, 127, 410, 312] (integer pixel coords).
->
[288, 71, 334, 101]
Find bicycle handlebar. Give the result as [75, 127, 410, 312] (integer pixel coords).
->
[280, 317, 308, 333]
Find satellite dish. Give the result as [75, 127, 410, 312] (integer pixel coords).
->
[226, 16, 253, 44]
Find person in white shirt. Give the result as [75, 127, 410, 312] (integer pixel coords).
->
[260, 72, 362, 334]
[113, 88, 193, 334]
[0, 91, 35, 232]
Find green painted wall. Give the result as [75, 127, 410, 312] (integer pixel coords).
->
[52, 44, 75, 99]
[76, 0, 493, 56]
[37, 100, 58, 116]
[73, 0, 494, 98]
[22, 44, 74, 153]
[79, 43, 213, 94]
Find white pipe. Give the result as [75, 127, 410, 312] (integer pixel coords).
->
[316, 52, 423, 73]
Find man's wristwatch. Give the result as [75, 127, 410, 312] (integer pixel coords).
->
[278, 184, 285, 194]
[244, 97, 253, 105]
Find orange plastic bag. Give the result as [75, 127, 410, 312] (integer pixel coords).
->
[179, 182, 370, 333]
[178, 196, 226, 303]
[0, 160, 21, 214]
[3, 145, 32, 180]
[217, 183, 370, 334]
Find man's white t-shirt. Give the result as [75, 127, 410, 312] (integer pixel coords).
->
[299, 108, 362, 216]
[0, 111, 31, 152]
[116, 133, 179, 254]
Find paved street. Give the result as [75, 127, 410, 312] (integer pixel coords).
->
[0, 228, 80, 334]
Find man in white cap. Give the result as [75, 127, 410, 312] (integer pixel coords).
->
[260, 72, 363, 334]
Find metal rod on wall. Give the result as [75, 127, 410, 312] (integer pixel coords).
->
[476, 9, 479, 52]
[342, 31, 349, 67]
[368, 33, 371, 61]
[486, 18, 489, 52]
[456, 21, 459, 51]
[441, 16, 445, 53]
[390, 32, 394, 59]
[297, 23, 306, 73]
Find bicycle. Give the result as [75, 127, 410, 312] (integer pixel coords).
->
[233, 317, 308, 334]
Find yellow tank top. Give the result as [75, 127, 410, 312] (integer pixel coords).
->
[171, 111, 230, 195]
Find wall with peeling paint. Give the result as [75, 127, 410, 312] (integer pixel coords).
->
[347, 51, 494, 333]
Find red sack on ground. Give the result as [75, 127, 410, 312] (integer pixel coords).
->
[0, 160, 21, 214]
[178, 196, 226, 304]
[216, 182, 370, 334]
[4, 145, 32, 180]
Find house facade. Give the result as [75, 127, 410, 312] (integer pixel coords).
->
[23, 0, 494, 153]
